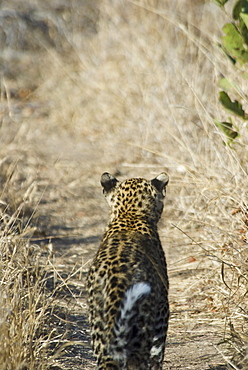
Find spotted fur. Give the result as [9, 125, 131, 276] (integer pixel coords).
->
[87, 173, 170, 370]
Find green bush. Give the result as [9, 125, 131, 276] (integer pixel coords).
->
[214, 0, 248, 145]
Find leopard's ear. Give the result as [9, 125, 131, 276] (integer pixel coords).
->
[151, 173, 169, 196]
[101, 173, 119, 193]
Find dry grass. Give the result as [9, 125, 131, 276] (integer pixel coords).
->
[0, 0, 248, 369]
[0, 169, 92, 369]
[0, 160, 53, 369]
[0, 237, 49, 369]
[0, 183, 48, 369]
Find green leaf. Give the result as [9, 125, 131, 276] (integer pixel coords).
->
[240, 7, 248, 44]
[219, 78, 235, 91]
[233, 0, 242, 19]
[212, 0, 229, 7]
[214, 119, 239, 140]
[222, 23, 242, 50]
[240, 12, 248, 28]
[220, 46, 237, 64]
[219, 91, 245, 118]
[222, 23, 248, 63]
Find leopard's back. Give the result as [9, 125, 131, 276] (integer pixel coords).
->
[87, 173, 170, 370]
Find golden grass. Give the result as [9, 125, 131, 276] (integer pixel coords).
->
[0, 232, 48, 369]
[0, 0, 247, 368]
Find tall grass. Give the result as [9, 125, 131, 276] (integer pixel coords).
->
[0, 0, 247, 368]
[0, 215, 50, 369]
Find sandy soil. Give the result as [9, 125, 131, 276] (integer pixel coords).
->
[18, 132, 228, 370]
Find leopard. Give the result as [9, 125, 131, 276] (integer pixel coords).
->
[87, 172, 170, 370]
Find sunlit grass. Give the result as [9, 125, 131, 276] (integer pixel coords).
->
[0, 0, 247, 368]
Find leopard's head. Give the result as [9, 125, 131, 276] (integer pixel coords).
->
[100, 172, 169, 224]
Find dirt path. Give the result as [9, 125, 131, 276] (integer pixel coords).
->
[0, 1, 233, 368]
[0, 99, 229, 369]
[23, 132, 227, 370]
